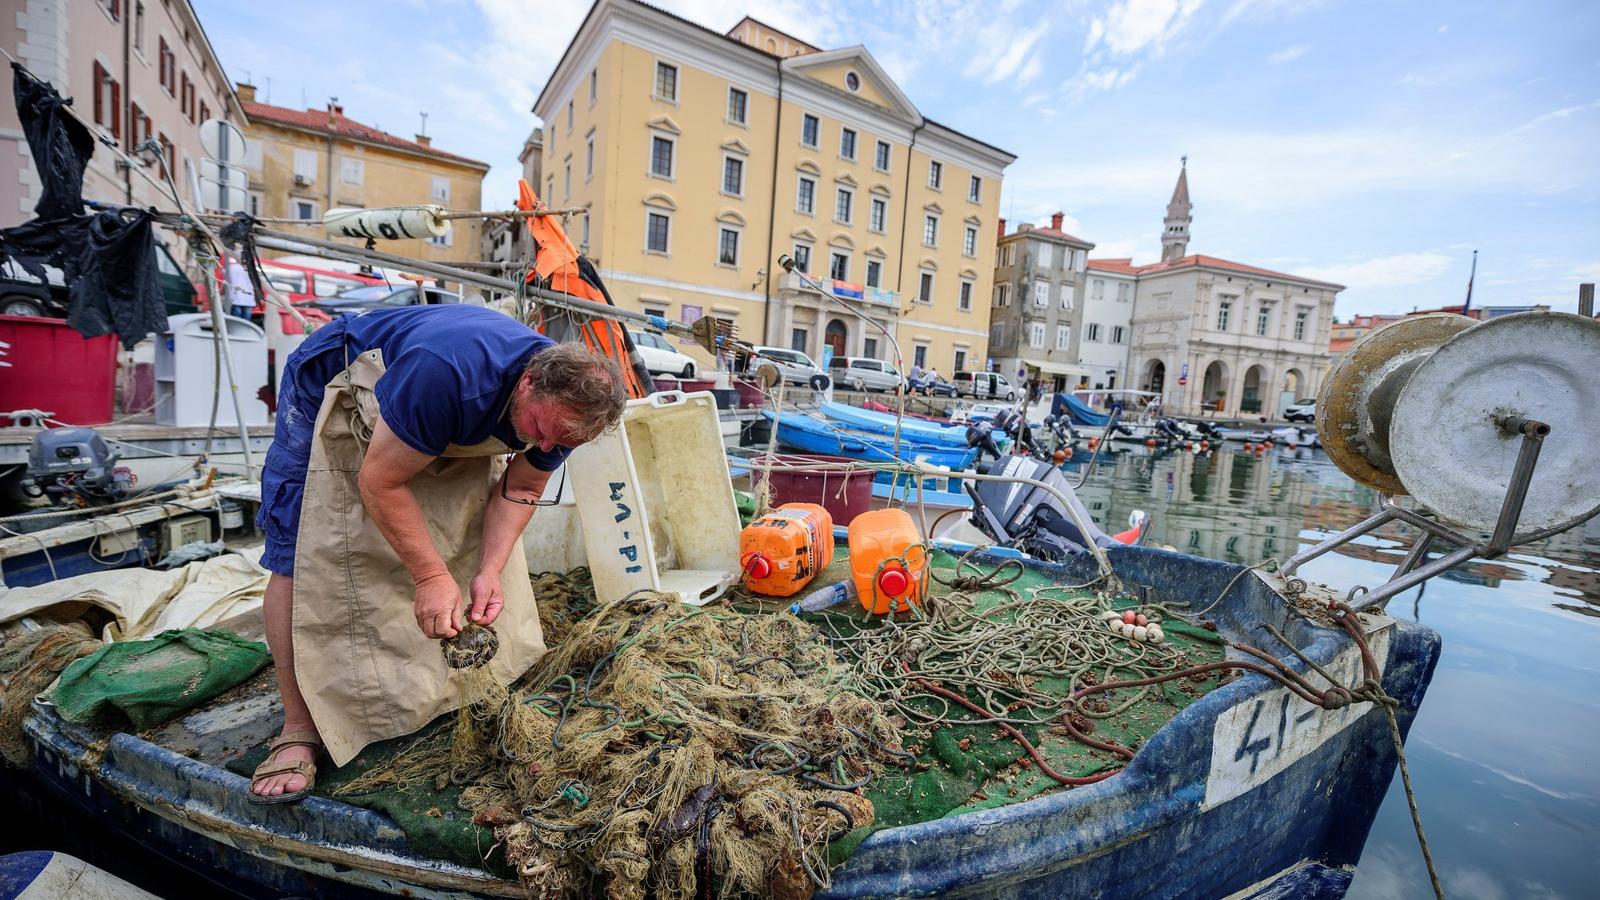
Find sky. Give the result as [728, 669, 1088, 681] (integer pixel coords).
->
[193, 0, 1600, 318]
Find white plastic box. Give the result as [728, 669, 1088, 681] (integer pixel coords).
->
[568, 391, 741, 605]
[154, 313, 269, 427]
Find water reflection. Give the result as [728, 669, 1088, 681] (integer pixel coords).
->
[1064, 444, 1600, 899]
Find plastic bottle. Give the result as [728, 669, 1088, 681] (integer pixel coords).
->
[788, 580, 857, 614]
[847, 507, 929, 615]
[738, 502, 835, 597]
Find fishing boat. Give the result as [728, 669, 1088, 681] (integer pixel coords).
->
[1058, 390, 1200, 444]
[817, 401, 972, 446]
[760, 408, 980, 470]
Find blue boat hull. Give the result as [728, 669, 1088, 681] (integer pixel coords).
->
[764, 411, 980, 470]
[818, 402, 971, 446]
[18, 543, 1438, 899]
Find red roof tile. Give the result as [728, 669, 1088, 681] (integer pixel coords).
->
[242, 101, 489, 169]
[1086, 254, 1342, 289]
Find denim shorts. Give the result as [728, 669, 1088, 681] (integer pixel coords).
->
[256, 330, 344, 577]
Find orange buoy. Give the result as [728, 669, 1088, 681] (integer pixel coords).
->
[1243, 442, 1254, 451]
[1062, 447, 1073, 460]
[1052, 449, 1068, 463]
[1145, 438, 1158, 447]
[1200, 440, 1210, 450]
[1182, 441, 1192, 450]
[1087, 437, 1100, 449]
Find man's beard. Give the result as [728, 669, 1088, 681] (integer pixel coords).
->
[508, 394, 534, 447]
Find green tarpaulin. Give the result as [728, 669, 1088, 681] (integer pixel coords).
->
[54, 629, 270, 730]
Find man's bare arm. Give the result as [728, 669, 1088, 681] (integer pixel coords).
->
[358, 418, 461, 637]
[468, 457, 551, 625]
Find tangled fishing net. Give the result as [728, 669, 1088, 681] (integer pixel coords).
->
[0, 622, 99, 766]
[340, 581, 908, 900]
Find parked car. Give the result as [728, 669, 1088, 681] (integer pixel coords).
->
[915, 374, 958, 397]
[311, 283, 463, 316]
[628, 329, 700, 378]
[828, 356, 907, 393]
[2, 243, 197, 319]
[745, 345, 823, 387]
[1283, 398, 1316, 423]
[255, 261, 385, 317]
[953, 371, 1018, 401]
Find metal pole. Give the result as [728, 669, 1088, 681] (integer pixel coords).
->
[1579, 283, 1594, 318]
[1388, 535, 1434, 582]
[204, 299, 256, 477]
[1348, 545, 1479, 612]
[1486, 417, 1549, 554]
[1281, 507, 1396, 576]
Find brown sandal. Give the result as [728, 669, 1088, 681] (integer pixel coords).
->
[248, 729, 321, 805]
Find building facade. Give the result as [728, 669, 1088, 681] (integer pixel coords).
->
[483, 126, 544, 264]
[532, 0, 1014, 372]
[1078, 263, 1136, 390]
[235, 85, 489, 264]
[1, 0, 241, 225]
[1116, 164, 1343, 418]
[987, 214, 1095, 392]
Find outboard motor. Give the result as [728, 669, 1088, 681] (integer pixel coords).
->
[21, 427, 134, 507]
[965, 456, 1149, 561]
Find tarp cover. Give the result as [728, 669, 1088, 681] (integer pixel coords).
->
[53, 628, 270, 730]
[9, 62, 94, 220]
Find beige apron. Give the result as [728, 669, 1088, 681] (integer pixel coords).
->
[292, 348, 545, 766]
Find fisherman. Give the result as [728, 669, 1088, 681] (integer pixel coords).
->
[248, 304, 626, 803]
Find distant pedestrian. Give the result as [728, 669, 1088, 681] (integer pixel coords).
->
[227, 256, 256, 320]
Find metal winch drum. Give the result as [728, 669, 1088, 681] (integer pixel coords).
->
[1317, 310, 1600, 535]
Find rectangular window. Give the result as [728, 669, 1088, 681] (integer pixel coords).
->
[959, 280, 973, 311]
[727, 87, 747, 124]
[869, 197, 887, 233]
[1034, 281, 1049, 306]
[1056, 325, 1070, 351]
[654, 62, 678, 101]
[1086, 323, 1102, 342]
[158, 132, 173, 174]
[863, 338, 879, 359]
[582, 214, 590, 247]
[179, 72, 189, 117]
[796, 176, 816, 214]
[922, 214, 938, 247]
[1002, 244, 1015, 266]
[566, 101, 574, 131]
[1038, 243, 1053, 268]
[723, 156, 744, 195]
[1030, 322, 1045, 349]
[128, 103, 149, 145]
[1217, 299, 1232, 331]
[994, 283, 1010, 307]
[792, 243, 811, 273]
[292, 148, 317, 183]
[563, 161, 571, 199]
[589, 69, 597, 105]
[340, 157, 363, 184]
[913, 344, 927, 369]
[1257, 305, 1271, 336]
[159, 38, 175, 95]
[646, 211, 671, 253]
[954, 348, 968, 371]
[1294, 309, 1308, 340]
[585, 136, 594, 179]
[546, 175, 554, 202]
[866, 259, 882, 288]
[801, 113, 819, 147]
[963, 227, 977, 257]
[199, 101, 209, 123]
[834, 187, 852, 224]
[650, 135, 674, 177]
[1117, 282, 1131, 302]
[875, 140, 891, 171]
[840, 127, 856, 160]
[1091, 278, 1104, 300]
[431, 176, 450, 203]
[92, 63, 120, 138]
[830, 251, 848, 281]
[968, 174, 981, 202]
[133, 2, 145, 51]
[718, 227, 739, 266]
[1111, 325, 1126, 344]
[1061, 289, 1073, 311]
[928, 160, 943, 189]
[293, 199, 317, 220]
[918, 271, 934, 304]
[791, 328, 809, 353]
[428, 230, 453, 248]
[101, 0, 120, 21]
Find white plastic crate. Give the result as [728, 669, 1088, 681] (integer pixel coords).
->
[567, 391, 741, 605]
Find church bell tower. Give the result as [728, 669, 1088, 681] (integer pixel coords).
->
[1161, 158, 1192, 263]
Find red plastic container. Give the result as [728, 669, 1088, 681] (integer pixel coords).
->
[755, 453, 874, 526]
[0, 315, 118, 426]
[733, 380, 766, 408]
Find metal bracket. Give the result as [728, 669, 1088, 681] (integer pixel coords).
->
[1281, 416, 1553, 612]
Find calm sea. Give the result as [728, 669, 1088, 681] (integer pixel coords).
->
[1067, 444, 1600, 899]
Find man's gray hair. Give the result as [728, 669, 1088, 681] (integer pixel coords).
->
[523, 342, 627, 442]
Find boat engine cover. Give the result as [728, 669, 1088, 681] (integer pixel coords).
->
[965, 456, 1113, 560]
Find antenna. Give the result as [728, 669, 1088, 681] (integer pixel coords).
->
[419, 111, 429, 137]
[264, 75, 271, 103]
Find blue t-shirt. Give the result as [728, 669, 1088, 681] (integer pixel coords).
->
[286, 305, 569, 470]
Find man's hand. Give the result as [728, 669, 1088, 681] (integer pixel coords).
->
[468, 571, 505, 626]
[414, 572, 463, 638]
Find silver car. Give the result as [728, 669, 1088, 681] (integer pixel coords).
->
[828, 356, 907, 393]
[746, 345, 823, 387]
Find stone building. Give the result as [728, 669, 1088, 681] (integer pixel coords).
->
[531, 0, 1014, 372]
[1078, 260, 1136, 391]
[987, 213, 1094, 391]
[483, 126, 544, 264]
[1115, 163, 1344, 418]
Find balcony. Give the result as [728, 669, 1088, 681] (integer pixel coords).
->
[780, 271, 898, 308]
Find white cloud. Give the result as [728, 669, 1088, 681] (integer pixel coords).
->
[1506, 100, 1600, 136]
[1266, 44, 1309, 64]
[1087, 0, 1206, 57]
[1295, 252, 1454, 290]
[966, 22, 1049, 86]
[1395, 71, 1447, 87]
[1221, 0, 1326, 26]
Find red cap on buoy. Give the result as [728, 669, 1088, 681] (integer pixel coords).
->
[877, 567, 909, 597]
[745, 554, 771, 580]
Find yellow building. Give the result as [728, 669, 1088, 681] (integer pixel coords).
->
[533, 1, 1015, 374]
[233, 84, 488, 263]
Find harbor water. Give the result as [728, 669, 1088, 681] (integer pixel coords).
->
[1066, 443, 1600, 899]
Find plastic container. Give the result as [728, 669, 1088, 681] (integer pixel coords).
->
[847, 507, 929, 615]
[758, 453, 875, 526]
[0, 315, 118, 426]
[739, 502, 835, 597]
[733, 380, 766, 409]
[154, 313, 269, 427]
[568, 391, 742, 606]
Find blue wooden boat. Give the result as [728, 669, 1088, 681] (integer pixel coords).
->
[761, 409, 980, 470]
[15, 542, 1439, 898]
[818, 402, 971, 446]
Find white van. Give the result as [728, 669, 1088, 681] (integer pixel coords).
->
[952, 371, 1018, 401]
[745, 345, 823, 387]
[828, 356, 907, 393]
